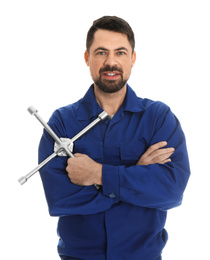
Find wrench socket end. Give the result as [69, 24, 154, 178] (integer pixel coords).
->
[18, 176, 27, 185]
[28, 106, 37, 115]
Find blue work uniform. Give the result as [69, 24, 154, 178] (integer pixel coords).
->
[38, 84, 190, 260]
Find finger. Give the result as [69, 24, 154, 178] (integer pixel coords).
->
[143, 148, 174, 164]
[150, 147, 175, 160]
[73, 153, 83, 157]
[158, 158, 172, 164]
[143, 141, 168, 157]
[151, 150, 174, 164]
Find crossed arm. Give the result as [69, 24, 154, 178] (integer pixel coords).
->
[66, 141, 175, 186]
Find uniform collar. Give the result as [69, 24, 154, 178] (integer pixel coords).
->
[123, 84, 145, 113]
[76, 85, 103, 120]
[76, 84, 145, 120]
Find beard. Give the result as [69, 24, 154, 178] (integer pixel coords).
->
[93, 65, 128, 93]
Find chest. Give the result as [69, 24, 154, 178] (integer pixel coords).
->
[72, 112, 154, 166]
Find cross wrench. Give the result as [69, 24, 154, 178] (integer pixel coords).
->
[18, 106, 108, 185]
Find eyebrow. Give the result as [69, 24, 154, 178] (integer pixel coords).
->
[94, 47, 129, 53]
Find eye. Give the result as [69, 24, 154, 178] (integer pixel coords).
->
[117, 51, 126, 56]
[97, 51, 106, 55]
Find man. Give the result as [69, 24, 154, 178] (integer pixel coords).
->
[39, 16, 190, 260]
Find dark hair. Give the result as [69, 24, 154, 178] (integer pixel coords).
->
[86, 16, 135, 53]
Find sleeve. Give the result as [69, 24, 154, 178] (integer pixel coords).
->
[38, 110, 119, 217]
[102, 105, 191, 211]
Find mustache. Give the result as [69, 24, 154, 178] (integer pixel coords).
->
[99, 65, 123, 74]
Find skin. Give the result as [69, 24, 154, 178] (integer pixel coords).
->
[66, 29, 175, 186]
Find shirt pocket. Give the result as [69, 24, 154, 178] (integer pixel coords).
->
[74, 140, 103, 162]
[120, 141, 147, 166]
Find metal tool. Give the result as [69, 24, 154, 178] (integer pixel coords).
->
[18, 106, 108, 185]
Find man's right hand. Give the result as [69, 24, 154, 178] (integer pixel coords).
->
[136, 141, 175, 166]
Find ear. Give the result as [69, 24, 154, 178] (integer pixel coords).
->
[131, 51, 136, 67]
[84, 50, 90, 66]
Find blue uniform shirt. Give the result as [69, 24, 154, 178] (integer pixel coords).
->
[39, 85, 190, 260]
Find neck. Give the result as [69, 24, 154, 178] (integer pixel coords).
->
[94, 84, 127, 116]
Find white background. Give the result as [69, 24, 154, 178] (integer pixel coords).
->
[1, 0, 210, 259]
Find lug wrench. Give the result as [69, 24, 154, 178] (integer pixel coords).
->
[18, 106, 108, 185]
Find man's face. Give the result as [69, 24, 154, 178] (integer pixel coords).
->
[85, 29, 136, 93]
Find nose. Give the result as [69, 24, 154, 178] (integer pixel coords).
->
[103, 53, 118, 67]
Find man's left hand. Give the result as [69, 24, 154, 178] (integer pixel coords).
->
[66, 153, 102, 186]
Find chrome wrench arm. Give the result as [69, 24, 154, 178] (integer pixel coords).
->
[71, 111, 108, 143]
[28, 106, 74, 158]
[18, 152, 57, 185]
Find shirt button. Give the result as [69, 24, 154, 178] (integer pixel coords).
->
[109, 193, 116, 198]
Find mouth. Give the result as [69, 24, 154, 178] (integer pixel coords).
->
[102, 71, 121, 80]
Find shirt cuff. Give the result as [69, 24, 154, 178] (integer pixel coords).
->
[102, 164, 120, 201]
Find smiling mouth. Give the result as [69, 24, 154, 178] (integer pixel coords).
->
[103, 72, 121, 80]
